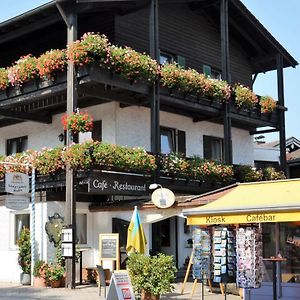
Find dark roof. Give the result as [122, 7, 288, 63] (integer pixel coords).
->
[0, 0, 297, 73]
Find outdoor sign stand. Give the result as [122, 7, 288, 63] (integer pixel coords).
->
[99, 233, 120, 270]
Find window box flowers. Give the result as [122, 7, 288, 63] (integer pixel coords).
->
[259, 96, 277, 113]
[0, 68, 8, 91]
[61, 111, 94, 133]
[234, 84, 258, 109]
[37, 49, 67, 80]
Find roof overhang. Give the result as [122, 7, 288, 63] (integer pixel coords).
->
[183, 179, 300, 225]
[0, 0, 297, 73]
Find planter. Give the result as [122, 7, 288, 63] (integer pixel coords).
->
[141, 290, 160, 300]
[54, 70, 67, 84]
[50, 279, 61, 288]
[38, 77, 54, 89]
[8, 85, 22, 98]
[20, 273, 31, 285]
[0, 89, 7, 100]
[33, 276, 47, 288]
[22, 79, 38, 94]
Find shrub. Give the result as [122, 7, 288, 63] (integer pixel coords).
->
[263, 167, 285, 180]
[126, 253, 176, 297]
[17, 228, 31, 274]
[234, 165, 263, 182]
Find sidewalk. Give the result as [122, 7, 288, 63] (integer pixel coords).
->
[0, 282, 241, 300]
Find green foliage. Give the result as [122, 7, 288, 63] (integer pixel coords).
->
[263, 167, 285, 180]
[234, 84, 258, 109]
[234, 165, 263, 182]
[126, 253, 177, 297]
[17, 228, 31, 274]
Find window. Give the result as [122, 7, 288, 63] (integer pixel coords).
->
[203, 65, 222, 80]
[160, 127, 186, 155]
[14, 213, 30, 245]
[6, 136, 28, 156]
[203, 135, 224, 162]
[160, 52, 174, 65]
[79, 120, 102, 143]
[76, 214, 87, 245]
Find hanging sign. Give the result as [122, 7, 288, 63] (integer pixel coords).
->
[5, 194, 30, 210]
[151, 188, 175, 209]
[107, 271, 136, 300]
[5, 172, 29, 194]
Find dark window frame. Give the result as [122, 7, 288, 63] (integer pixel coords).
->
[6, 136, 28, 156]
[203, 64, 222, 80]
[160, 126, 186, 156]
[203, 135, 224, 162]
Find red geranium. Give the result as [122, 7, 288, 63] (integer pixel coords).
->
[61, 111, 93, 133]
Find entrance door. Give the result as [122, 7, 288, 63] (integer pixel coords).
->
[112, 218, 129, 269]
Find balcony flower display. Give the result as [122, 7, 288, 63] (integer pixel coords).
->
[234, 84, 258, 109]
[108, 46, 159, 82]
[259, 96, 277, 113]
[67, 32, 110, 65]
[0, 68, 8, 90]
[263, 167, 285, 180]
[92, 142, 157, 173]
[7, 54, 38, 86]
[234, 165, 263, 182]
[37, 49, 67, 79]
[33, 147, 65, 175]
[159, 153, 191, 178]
[160, 63, 231, 102]
[61, 111, 94, 133]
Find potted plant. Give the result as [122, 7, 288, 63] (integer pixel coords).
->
[33, 260, 49, 288]
[61, 110, 94, 133]
[45, 263, 65, 288]
[126, 253, 177, 300]
[17, 227, 31, 285]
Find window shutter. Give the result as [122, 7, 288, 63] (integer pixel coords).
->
[177, 55, 186, 68]
[6, 140, 12, 156]
[92, 120, 102, 142]
[177, 130, 186, 156]
[203, 135, 212, 159]
[203, 65, 211, 77]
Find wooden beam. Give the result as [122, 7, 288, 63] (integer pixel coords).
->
[250, 128, 278, 135]
[0, 110, 52, 124]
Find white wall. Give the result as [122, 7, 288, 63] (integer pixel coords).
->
[0, 102, 253, 165]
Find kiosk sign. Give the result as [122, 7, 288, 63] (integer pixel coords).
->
[5, 172, 29, 194]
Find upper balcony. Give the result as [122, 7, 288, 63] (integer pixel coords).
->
[0, 33, 282, 132]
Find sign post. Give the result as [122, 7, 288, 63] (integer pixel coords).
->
[99, 233, 120, 270]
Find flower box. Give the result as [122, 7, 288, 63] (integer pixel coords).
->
[22, 79, 38, 94]
[0, 89, 7, 101]
[38, 77, 54, 89]
[7, 85, 22, 98]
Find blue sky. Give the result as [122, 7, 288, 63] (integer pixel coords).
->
[0, 1, 298, 142]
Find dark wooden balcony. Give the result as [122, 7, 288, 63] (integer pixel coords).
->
[0, 63, 280, 131]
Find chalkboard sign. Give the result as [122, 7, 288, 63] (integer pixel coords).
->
[99, 233, 120, 269]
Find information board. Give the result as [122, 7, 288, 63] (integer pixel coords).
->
[107, 271, 136, 300]
[99, 233, 120, 269]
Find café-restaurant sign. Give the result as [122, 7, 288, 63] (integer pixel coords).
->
[5, 172, 29, 194]
[187, 211, 300, 225]
[89, 172, 150, 195]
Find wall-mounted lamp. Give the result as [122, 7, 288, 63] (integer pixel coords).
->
[149, 183, 162, 190]
[58, 133, 64, 142]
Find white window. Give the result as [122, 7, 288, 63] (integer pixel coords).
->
[76, 213, 87, 245]
[14, 213, 30, 245]
[203, 135, 224, 162]
[160, 128, 175, 154]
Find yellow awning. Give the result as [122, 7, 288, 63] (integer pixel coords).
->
[183, 179, 300, 225]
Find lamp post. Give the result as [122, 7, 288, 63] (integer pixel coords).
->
[0, 161, 35, 285]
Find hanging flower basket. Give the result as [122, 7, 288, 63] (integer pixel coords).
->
[61, 111, 93, 133]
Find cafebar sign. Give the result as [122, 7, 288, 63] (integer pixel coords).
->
[5, 172, 29, 194]
[89, 172, 150, 195]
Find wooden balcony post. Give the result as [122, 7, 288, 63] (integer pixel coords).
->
[56, 0, 77, 289]
[220, 0, 232, 164]
[149, 0, 160, 156]
[277, 53, 287, 175]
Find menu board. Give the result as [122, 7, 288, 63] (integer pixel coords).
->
[236, 226, 263, 289]
[99, 233, 119, 261]
[212, 227, 236, 283]
[192, 227, 212, 280]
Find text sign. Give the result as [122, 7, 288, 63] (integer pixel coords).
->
[89, 172, 150, 195]
[99, 233, 119, 261]
[5, 195, 29, 210]
[5, 172, 29, 194]
[107, 271, 136, 300]
[187, 211, 300, 226]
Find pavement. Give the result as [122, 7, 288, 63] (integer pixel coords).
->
[0, 282, 241, 300]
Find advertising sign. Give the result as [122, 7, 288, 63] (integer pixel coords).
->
[89, 172, 150, 195]
[5, 172, 29, 194]
[107, 271, 136, 300]
[99, 233, 119, 261]
[5, 194, 30, 210]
